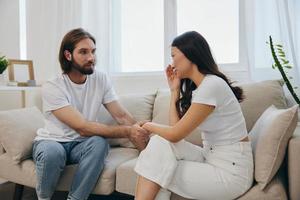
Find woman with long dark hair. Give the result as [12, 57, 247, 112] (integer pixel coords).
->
[134, 31, 253, 200]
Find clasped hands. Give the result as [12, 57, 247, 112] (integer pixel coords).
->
[128, 121, 151, 151]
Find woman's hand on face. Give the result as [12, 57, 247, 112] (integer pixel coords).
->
[165, 64, 180, 92]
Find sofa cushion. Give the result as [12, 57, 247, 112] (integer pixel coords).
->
[58, 147, 139, 194]
[98, 93, 156, 148]
[0, 147, 139, 195]
[152, 90, 202, 146]
[116, 158, 138, 195]
[288, 134, 300, 200]
[0, 107, 45, 163]
[239, 80, 287, 132]
[249, 105, 298, 190]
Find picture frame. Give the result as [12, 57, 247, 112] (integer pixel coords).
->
[8, 59, 35, 86]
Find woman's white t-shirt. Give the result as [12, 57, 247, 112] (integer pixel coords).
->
[192, 75, 247, 145]
[35, 71, 118, 142]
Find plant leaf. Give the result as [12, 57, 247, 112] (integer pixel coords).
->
[279, 53, 286, 57]
[277, 49, 284, 53]
[284, 65, 292, 69]
[280, 59, 289, 64]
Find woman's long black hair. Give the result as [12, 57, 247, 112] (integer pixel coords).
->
[172, 31, 244, 118]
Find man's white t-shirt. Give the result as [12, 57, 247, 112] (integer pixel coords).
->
[192, 75, 247, 145]
[35, 71, 118, 142]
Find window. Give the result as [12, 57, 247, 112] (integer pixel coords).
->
[176, 0, 239, 64]
[111, 0, 164, 72]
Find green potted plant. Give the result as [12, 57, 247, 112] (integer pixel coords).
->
[0, 55, 9, 86]
[268, 36, 300, 105]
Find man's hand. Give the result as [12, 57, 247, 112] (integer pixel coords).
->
[136, 120, 150, 127]
[128, 123, 150, 151]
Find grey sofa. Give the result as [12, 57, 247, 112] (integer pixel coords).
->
[0, 79, 299, 200]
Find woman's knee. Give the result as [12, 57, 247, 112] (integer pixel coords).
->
[146, 135, 170, 150]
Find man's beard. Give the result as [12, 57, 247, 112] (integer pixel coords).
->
[71, 59, 95, 75]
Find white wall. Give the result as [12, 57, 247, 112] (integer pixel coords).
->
[0, 0, 20, 58]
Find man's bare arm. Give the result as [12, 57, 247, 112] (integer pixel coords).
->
[52, 105, 131, 138]
[104, 101, 136, 125]
[104, 101, 150, 150]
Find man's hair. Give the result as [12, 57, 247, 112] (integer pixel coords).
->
[59, 28, 96, 73]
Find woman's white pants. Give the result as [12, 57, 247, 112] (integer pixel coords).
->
[134, 135, 253, 200]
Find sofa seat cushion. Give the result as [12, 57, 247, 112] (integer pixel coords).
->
[116, 158, 138, 195]
[0, 147, 139, 195]
[0, 154, 37, 188]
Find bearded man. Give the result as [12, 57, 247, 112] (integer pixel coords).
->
[33, 28, 149, 200]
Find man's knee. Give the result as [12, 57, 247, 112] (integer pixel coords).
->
[87, 136, 108, 148]
[33, 141, 66, 164]
[85, 136, 109, 154]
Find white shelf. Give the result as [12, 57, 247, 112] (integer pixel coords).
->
[0, 86, 41, 108]
[0, 86, 41, 91]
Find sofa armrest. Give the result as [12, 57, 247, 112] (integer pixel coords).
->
[288, 133, 300, 200]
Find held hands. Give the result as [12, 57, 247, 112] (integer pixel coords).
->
[165, 64, 180, 92]
[128, 121, 150, 151]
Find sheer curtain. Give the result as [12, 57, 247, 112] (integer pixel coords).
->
[26, 0, 109, 84]
[244, 0, 300, 86]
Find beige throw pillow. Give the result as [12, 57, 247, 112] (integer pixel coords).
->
[98, 93, 156, 148]
[0, 107, 45, 163]
[249, 105, 298, 190]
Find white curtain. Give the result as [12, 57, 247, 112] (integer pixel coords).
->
[244, 0, 300, 85]
[26, 0, 109, 84]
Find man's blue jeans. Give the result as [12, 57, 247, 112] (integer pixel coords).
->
[32, 136, 109, 200]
